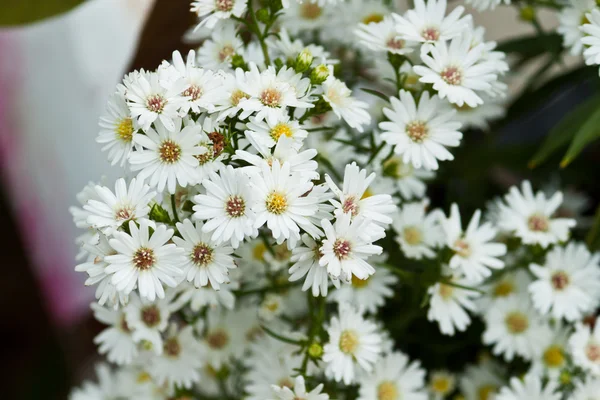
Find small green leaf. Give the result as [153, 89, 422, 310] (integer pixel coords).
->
[561, 101, 600, 167]
[496, 33, 562, 59]
[0, 0, 85, 26]
[529, 94, 600, 168]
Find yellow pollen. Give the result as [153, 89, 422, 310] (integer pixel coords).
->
[115, 118, 134, 142]
[266, 192, 288, 215]
[505, 312, 529, 334]
[300, 3, 323, 19]
[377, 381, 399, 400]
[351, 275, 369, 289]
[339, 330, 359, 354]
[406, 120, 429, 143]
[231, 89, 249, 106]
[431, 376, 452, 394]
[543, 345, 565, 368]
[252, 242, 267, 261]
[493, 281, 514, 297]
[159, 139, 182, 164]
[403, 226, 423, 245]
[270, 123, 293, 141]
[363, 13, 384, 24]
[477, 385, 497, 400]
[439, 283, 454, 300]
[453, 238, 471, 257]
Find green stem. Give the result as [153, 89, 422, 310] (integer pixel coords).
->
[586, 205, 600, 250]
[171, 194, 180, 223]
[439, 278, 484, 294]
[261, 324, 305, 345]
[247, 0, 271, 65]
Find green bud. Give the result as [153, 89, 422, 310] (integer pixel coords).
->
[295, 49, 314, 73]
[310, 64, 330, 85]
[308, 342, 323, 359]
[559, 370, 571, 385]
[519, 6, 535, 22]
[256, 8, 271, 24]
[231, 54, 248, 71]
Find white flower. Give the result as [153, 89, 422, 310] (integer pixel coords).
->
[322, 75, 371, 132]
[464, 0, 510, 11]
[240, 64, 313, 125]
[357, 351, 427, 400]
[84, 177, 155, 235]
[355, 17, 414, 54]
[197, 21, 244, 70]
[245, 115, 308, 150]
[569, 322, 600, 375]
[441, 204, 506, 282]
[498, 181, 576, 248]
[528, 325, 570, 380]
[427, 273, 480, 336]
[429, 370, 456, 399]
[289, 234, 340, 297]
[69, 364, 142, 400]
[329, 265, 398, 314]
[323, 303, 382, 384]
[171, 280, 239, 311]
[193, 166, 257, 248]
[558, 0, 596, 55]
[124, 292, 172, 352]
[414, 32, 499, 107]
[250, 161, 321, 244]
[529, 242, 600, 321]
[452, 94, 505, 130]
[270, 375, 329, 400]
[325, 162, 396, 240]
[191, 0, 248, 29]
[373, 153, 435, 200]
[379, 89, 462, 170]
[459, 361, 504, 400]
[91, 303, 138, 365]
[392, 199, 444, 260]
[393, 0, 471, 46]
[202, 307, 255, 369]
[280, 1, 328, 35]
[148, 324, 203, 389]
[172, 219, 236, 289]
[271, 29, 335, 66]
[581, 9, 600, 66]
[129, 118, 205, 194]
[482, 296, 551, 361]
[124, 70, 187, 132]
[105, 220, 185, 301]
[496, 375, 560, 400]
[320, 213, 383, 282]
[97, 93, 137, 166]
[190, 115, 228, 184]
[572, 378, 600, 400]
[477, 269, 532, 313]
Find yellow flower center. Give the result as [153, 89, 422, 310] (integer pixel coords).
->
[339, 330, 359, 354]
[266, 192, 288, 215]
[505, 312, 529, 334]
[164, 337, 181, 358]
[252, 242, 267, 261]
[377, 381, 399, 400]
[231, 89, 250, 106]
[300, 3, 323, 19]
[439, 284, 454, 300]
[453, 238, 471, 257]
[406, 120, 429, 143]
[431, 376, 452, 394]
[116, 118, 134, 142]
[493, 281, 514, 297]
[352, 275, 369, 289]
[543, 345, 565, 368]
[159, 139, 182, 164]
[207, 329, 229, 350]
[527, 213, 549, 232]
[270, 123, 293, 141]
[363, 13, 384, 24]
[133, 247, 155, 271]
[403, 226, 423, 245]
[478, 385, 497, 400]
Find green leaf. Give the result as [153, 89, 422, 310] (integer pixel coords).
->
[496, 33, 562, 59]
[0, 0, 84, 26]
[529, 94, 600, 168]
[561, 100, 600, 167]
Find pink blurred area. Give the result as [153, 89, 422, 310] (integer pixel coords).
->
[0, 0, 154, 327]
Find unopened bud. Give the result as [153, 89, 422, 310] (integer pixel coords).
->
[308, 342, 323, 359]
[295, 49, 314, 73]
[519, 6, 535, 22]
[559, 370, 571, 385]
[310, 64, 330, 85]
[256, 8, 270, 24]
[231, 54, 248, 71]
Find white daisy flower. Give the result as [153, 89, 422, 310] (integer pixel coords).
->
[148, 324, 203, 389]
[258, 293, 286, 321]
[393, 0, 471, 46]
[392, 199, 444, 260]
[192, 165, 257, 248]
[129, 118, 205, 194]
[240, 64, 313, 125]
[124, 70, 187, 132]
[373, 153, 435, 200]
[558, 0, 596, 55]
[202, 308, 255, 369]
[289, 234, 341, 297]
[320, 213, 383, 282]
[413, 32, 499, 107]
[581, 9, 600, 67]
[280, 1, 328, 35]
[482, 296, 551, 361]
[569, 322, 600, 375]
[325, 162, 396, 240]
[105, 220, 185, 301]
[197, 21, 244, 70]
[245, 114, 308, 150]
[355, 17, 414, 55]
[124, 292, 172, 352]
[91, 303, 138, 365]
[97, 93, 137, 166]
[459, 361, 504, 400]
[84, 177, 156, 235]
[191, 0, 248, 29]
[249, 161, 321, 244]
[441, 204, 506, 283]
[322, 76, 371, 132]
[528, 324, 570, 380]
[271, 29, 335, 66]
[498, 181, 576, 248]
[572, 378, 600, 400]
[172, 219, 237, 289]
[323, 303, 382, 384]
[529, 242, 600, 321]
[427, 272, 480, 336]
[190, 115, 228, 185]
[379, 89, 463, 170]
[357, 351, 428, 400]
[171, 280, 239, 311]
[477, 269, 531, 313]
[328, 265, 398, 314]
[212, 68, 250, 120]
[270, 375, 329, 400]
[428, 370, 456, 399]
[464, 0, 510, 11]
[496, 375, 560, 400]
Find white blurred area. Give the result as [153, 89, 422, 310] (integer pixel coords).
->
[0, 0, 154, 325]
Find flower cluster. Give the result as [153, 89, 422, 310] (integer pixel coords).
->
[69, 0, 600, 399]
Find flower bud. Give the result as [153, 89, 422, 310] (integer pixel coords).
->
[310, 64, 330, 85]
[295, 49, 314, 73]
[519, 6, 535, 22]
[308, 342, 323, 359]
[256, 8, 271, 24]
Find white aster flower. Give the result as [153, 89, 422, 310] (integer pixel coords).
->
[270, 375, 329, 400]
[322, 75, 371, 132]
[280, 1, 328, 35]
[459, 361, 504, 400]
[124, 292, 172, 352]
[212, 68, 250, 120]
[373, 154, 435, 200]
[569, 322, 600, 375]
[129, 118, 205, 194]
[289, 234, 340, 297]
[358, 351, 427, 400]
[191, 0, 248, 29]
[172, 219, 236, 289]
[84, 177, 155, 235]
[379, 89, 463, 170]
[192, 165, 257, 248]
[482, 296, 551, 361]
[498, 181, 576, 248]
[197, 21, 244, 70]
[320, 213, 383, 282]
[97, 93, 137, 166]
[464, 0, 510, 11]
[528, 324, 570, 380]
[558, 0, 596, 55]
[189, 115, 228, 185]
[477, 269, 532, 313]
[202, 307, 255, 369]
[414, 32, 499, 107]
[245, 114, 308, 150]
[171, 280, 239, 311]
[124, 70, 187, 132]
[105, 220, 185, 301]
[572, 378, 600, 400]
[529, 242, 600, 321]
[91, 303, 138, 365]
[428, 370, 456, 399]
[496, 375, 560, 400]
[355, 17, 414, 55]
[441, 204, 506, 282]
[581, 9, 600, 67]
[323, 303, 382, 384]
[392, 199, 444, 260]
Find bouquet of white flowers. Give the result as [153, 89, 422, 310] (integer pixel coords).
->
[68, 0, 600, 399]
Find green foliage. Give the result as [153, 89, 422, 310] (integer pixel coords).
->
[0, 0, 84, 26]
